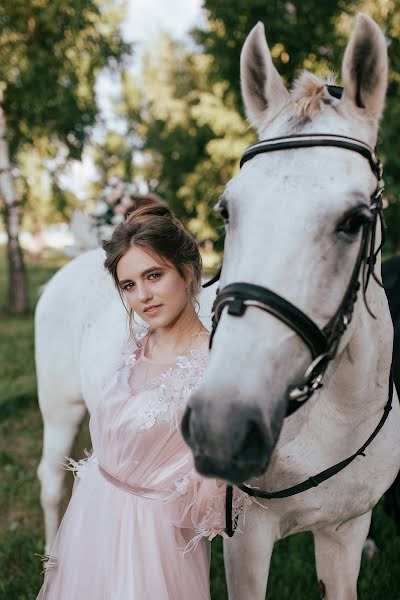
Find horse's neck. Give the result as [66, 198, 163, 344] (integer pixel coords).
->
[324, 283, 392, 419]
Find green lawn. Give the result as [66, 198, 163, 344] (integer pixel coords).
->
[0, 244, 399, 599]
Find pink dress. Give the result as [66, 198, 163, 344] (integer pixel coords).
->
[37, 329, 251, 599]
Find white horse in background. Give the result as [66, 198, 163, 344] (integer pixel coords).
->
[182, 14, 400, 599]
[35, 246, 216, 552]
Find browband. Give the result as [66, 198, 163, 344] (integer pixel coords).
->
[240, 133, 382, 179]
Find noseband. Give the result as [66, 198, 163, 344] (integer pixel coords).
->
[201, 111, 394, 536]
[205, 132, 386, 411]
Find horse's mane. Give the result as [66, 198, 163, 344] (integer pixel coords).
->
[290, 71, 338, 121]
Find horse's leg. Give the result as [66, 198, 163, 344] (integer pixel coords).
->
[37, 400, 86, 553]
[223, 506, 277, 600]
[313, 511, 372, 599]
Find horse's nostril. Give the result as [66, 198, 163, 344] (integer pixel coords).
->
[233, 418, 268, 463]
[180, 406, 192, 444]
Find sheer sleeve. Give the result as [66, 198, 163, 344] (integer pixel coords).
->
[164, 467, 253, 554]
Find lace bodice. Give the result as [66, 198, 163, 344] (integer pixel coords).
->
[115, 330, 209, 432]
[87, 328, 209, 486]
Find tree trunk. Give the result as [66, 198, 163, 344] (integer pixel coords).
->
[0, 95, 28, 314]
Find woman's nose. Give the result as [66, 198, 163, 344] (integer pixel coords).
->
[137, 283, 152, 302]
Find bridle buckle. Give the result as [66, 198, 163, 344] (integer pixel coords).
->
[288, 353, 329, 402]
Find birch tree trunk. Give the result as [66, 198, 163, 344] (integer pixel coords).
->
[0, 92, 28, 314]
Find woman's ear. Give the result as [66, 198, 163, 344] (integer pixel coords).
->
[182, 264, 195, 297]
[184, 264, 194, 288]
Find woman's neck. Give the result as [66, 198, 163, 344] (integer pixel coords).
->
[147, 306, 208, 358]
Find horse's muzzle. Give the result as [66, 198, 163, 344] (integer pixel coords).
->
[181, 400, 282, 483]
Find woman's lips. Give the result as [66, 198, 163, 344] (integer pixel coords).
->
[144, 304, 162, 315]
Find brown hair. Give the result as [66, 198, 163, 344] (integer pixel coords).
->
[101, 194, 202, 341]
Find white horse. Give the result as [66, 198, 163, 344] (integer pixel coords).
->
[182, 14, 400, 599]
[34, 247, 216, 553]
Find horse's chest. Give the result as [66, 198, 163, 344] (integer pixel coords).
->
[254, 418, 400, 539]
[272, 477, 375, 539]
[252, 394, 400, 538]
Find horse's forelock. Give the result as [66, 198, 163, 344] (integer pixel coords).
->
[290, 71, 338, 122]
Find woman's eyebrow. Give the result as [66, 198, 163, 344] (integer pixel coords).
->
[119, 266, 163, 286]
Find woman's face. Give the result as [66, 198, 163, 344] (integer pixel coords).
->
[116, 244, 190, 327]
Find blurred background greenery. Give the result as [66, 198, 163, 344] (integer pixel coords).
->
[1, 0, 400, 598]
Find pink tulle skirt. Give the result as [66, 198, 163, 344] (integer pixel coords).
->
[36, 463, 211, 599]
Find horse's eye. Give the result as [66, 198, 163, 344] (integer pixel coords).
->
[337, 208, 372, 236]
[215, 197, 229, 222]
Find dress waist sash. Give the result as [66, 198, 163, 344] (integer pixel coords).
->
[98, 464, 172, 501]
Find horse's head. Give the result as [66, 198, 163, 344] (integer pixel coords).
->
[182, 14, 389, 483]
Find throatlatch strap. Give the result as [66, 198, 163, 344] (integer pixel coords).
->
[238, 374, 394, 501]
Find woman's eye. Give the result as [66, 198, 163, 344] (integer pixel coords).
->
[123, 282, 135, 291]
[337, 210, 372, 236]
[148, 273, 161, 281]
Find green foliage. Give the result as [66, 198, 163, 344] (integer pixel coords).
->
[15, 140, 81, 234]
[91, 130, 135, 189]
[0, 0, 131, 230]
[0, 0, 130, 159]
[194, 0, 346, 111]
[110, 34, 253, 243]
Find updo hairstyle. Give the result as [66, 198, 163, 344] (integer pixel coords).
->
[102, 194, 202, 340]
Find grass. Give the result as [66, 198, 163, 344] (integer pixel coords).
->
[0, 244, 399, 598]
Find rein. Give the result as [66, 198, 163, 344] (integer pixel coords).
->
[201, 90, 394, 536]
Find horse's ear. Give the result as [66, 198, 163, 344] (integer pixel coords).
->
[341, 13, 388, 124]
[240, 22, 288, 132]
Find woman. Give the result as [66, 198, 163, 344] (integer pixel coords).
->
[37, 197, 251, 599]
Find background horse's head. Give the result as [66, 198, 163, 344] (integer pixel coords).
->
[182, 14, 390, 483]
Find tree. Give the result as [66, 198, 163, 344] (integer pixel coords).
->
[114, 33, 253, 245]
[194, 0, 347, 113]
[0, 93, 27, 312]
[88, 2, 400, 252]
[16, 138, 82, 260]
[0, 0, 131, 313]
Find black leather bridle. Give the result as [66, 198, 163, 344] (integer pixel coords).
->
[206, 132, 386, 409]
[201, 88, 394, 536]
